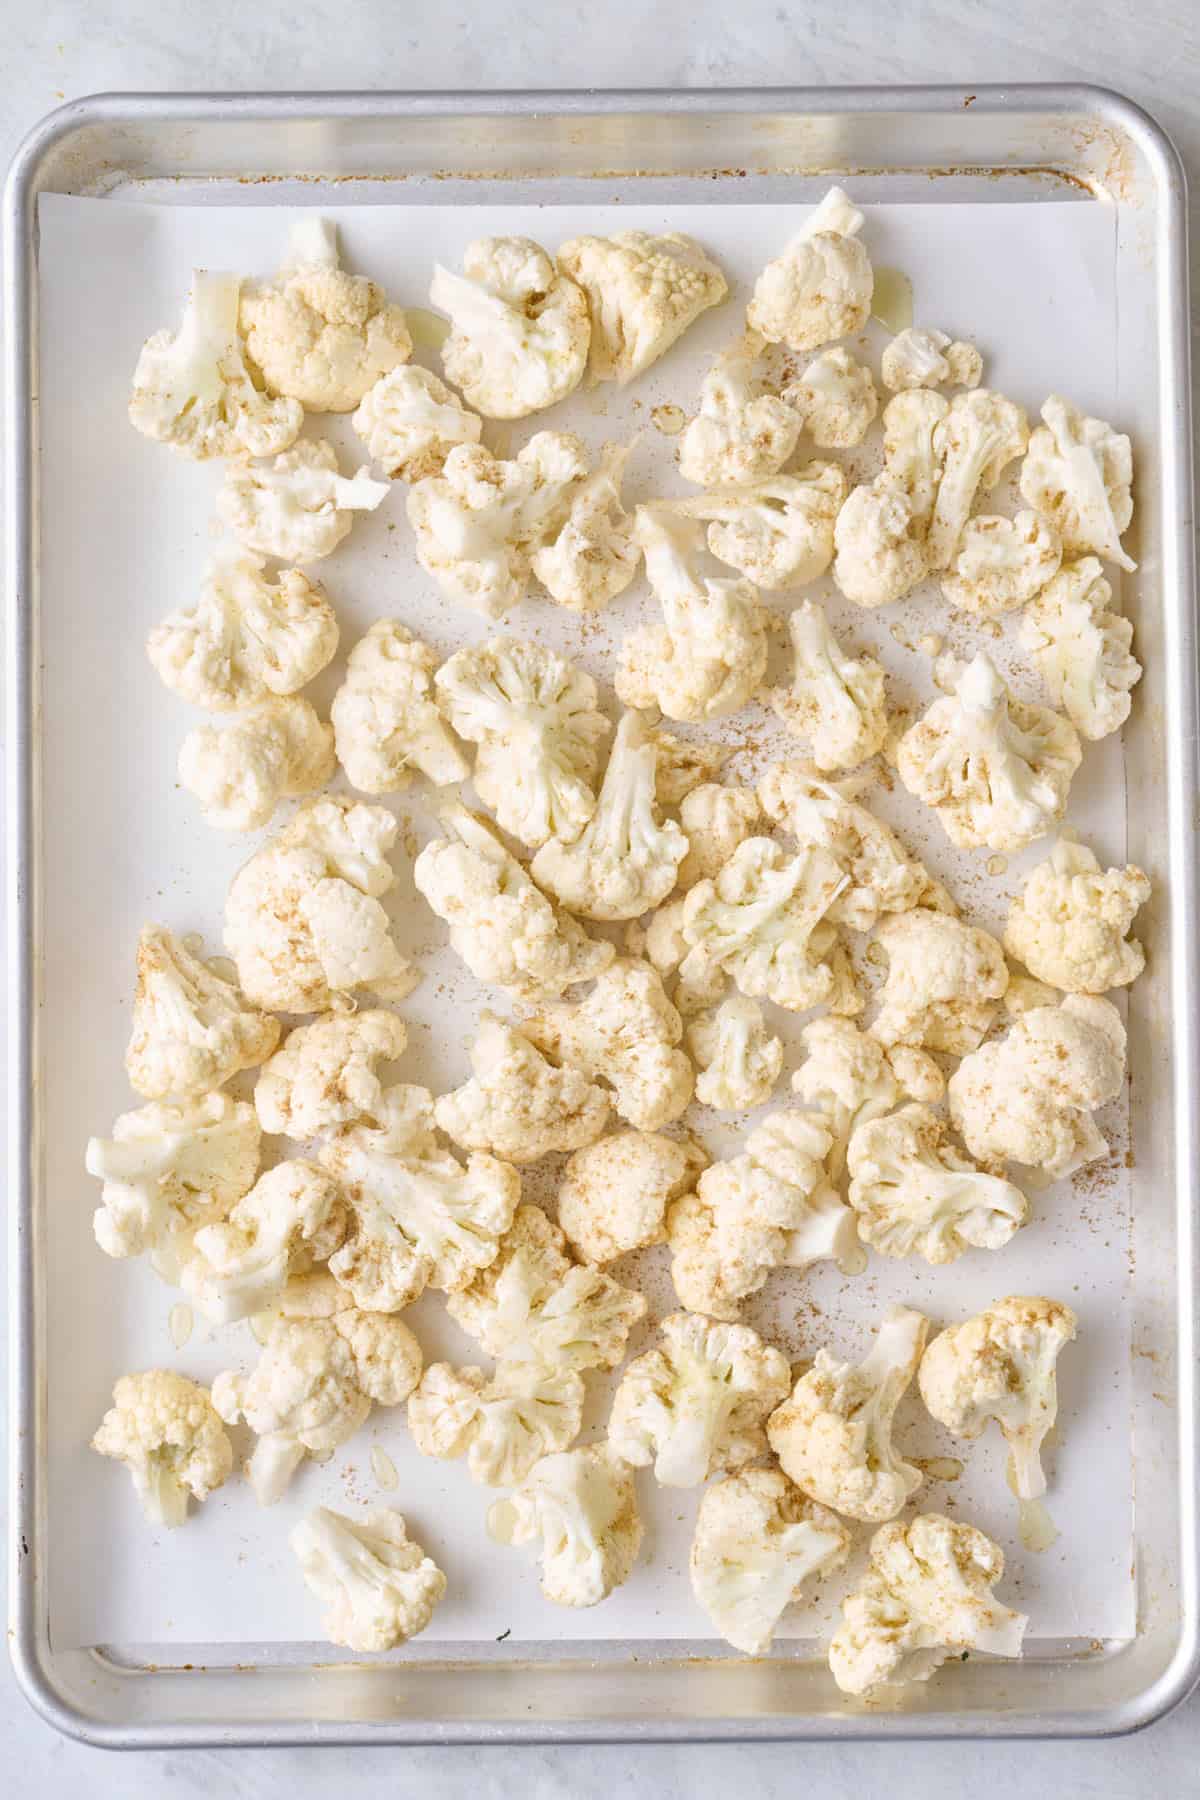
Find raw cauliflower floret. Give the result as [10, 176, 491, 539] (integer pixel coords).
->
[828, 1512, 1028, 1697]
[526, 958, 694, 1131]
[667, 1110, 864, 1320]
[125, 923, 280, 1101]
[129, 268, 303, 460]
[1019, 556, 1142, 741]
[847, 1104, 1030, 1264]
[255, 1009, 407, 1139]
[290, 1506, 446, 1652]
[880, 388, 949, 530]
[679, 331, 801, 489]
[487, 1445, 643, 1608]
[926, 389, 1030, 571]
[179, 696, 335, 831]
[87, 1090, 260, 1272]
[941, 511, 1062, 618]
[413, 800, 613, 1001]
[241, 216, 412, 412]
[832, 476, 928, 608]
[531, 711, 687, 921]
[331, 619, 468, 795]
[352, 363, 482, 481]
[747, 185, 873, 352]
[92, 1370, 234, 1528]
[791, 1015, 943, 1183]
[1004, 836, 1150, 993]
[557, 1128, 707, 1265]
[218, 439, 390, 565]
[896, 653, 1081, 853]
[211, 1274, 422, 1504]
[676, 783, 762, 889]
[530, 442, 641, 611]
[919, 1296, 1078, 1502]
[430, 235, 589, 418]
[784, 347, 878, 448]
[409, 1361, 585, 1488]
[766, 1305, 928, 1522]
[948, 993, 1126, 1179]
[1004, 972, 1063, 1018]
[556, 229, 728, 383]
[651, 730, 732, 806]
[669, 465, 847, 591]
[688, 995, 782, 1112]
[616, 509, 768, 721]
[881, 328, 982, 394]
[436, 637, 610, 849]
[870, 908, 1009, 1055]
[1019, 393, 1136, 571]
[318, 1084, 520, 1311]
[181, 1158, 348, 1322]
[771, 600, 888, 772]
[146, 552, 339, 712]
[608, 1312, 791, 1488]
[690, 1467, 851, 1655]
[434, 1012, 610, 1163]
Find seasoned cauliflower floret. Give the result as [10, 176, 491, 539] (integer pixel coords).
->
[870, 908, 1008, 1055]
[179, 695, 335, 831]
[948, 993, 1126, 1179]
[487, 1445, 643, 1608]
[1004, 835, 1150, 993]
[881, 328, 982, 394]
[530, 442, 641, 611]
[430, 235, 589, 418]
[125, 923, 279, 1101]
[181, 1158, 348, 1322]
[676, 783, 762, 889]
[847, 1104, 1029, 1265]
[679, 332, 800, 489]
[526, 958, 694, 1131]
[92, 1370, 233, 1527]
[608, 1312, 791, 1488]
[255, 1009, 407, 1139]
[669, 465, 846, 591]
[783, 347, 878, 448]
[434, 1013, 610, 1163]
[352, 363, 481, 481]
[1019, 393, 1136, 571]
[690, 1467, 850, 1654]
[771, 600, 888, 772]
[557, 229, 727, 383]
[829, 1513, 1027, 1697]
[747, 185, 873, 352]
[652, 730, 732, 806]
[290, 1506, 446, 1652]
[926, 389, 1029, 571]
[880, 388, 949, 530]
[557, 1128, 706, 1265]
[331, 619, 468, 794]
[766, 1305, 928, 1522]
[1019, 556, 1142, 741]
[896, 653, 1081, 853]
[792, 1015, 943, 1184]
[941, 510, 1062, 618]
[409, 1361, 585, 1487]
[218, 439, 389, 565]
[688, 995, 782, 1113]
[832, 476, 927, 608]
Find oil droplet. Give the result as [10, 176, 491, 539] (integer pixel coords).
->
[986, 854, 1009, 877]
[871, 267, 914, 335]
[1018, 1495, 1060, 1553]
[651, 403, 686, 436]
[917, 1456, 964, 1482]
[168, 1301, 194, 1349]
[371, 1446, 399, 1491]
[406, 307, 450, 351]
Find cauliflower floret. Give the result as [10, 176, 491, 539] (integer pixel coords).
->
[487, 1445, 642, 1607]
[667, 1110, 864, 1320]
[651, 730, 732, 806]
[829, 1512, 1028, 1697]
[880, 388, 949, 531]
[771, 601, 887, 772]
[678, 332, 801, 488]
[870, 908, 1009, 1054]
[92, 1370, 233, 1528]
[430, 235, 589, 418]
[330, 620, 468, 795]
[941, 511, 1062, 618]
[290, 1506, 446, 1652]
[125, 923, 280, 1101]
[434, 1012, 610, 1163]
[1004, 836, 1150, 993]
[556, 1128, 707, 1265]
[676, 784, 761, 889]
[531, 711, 687, 921]
[667, 466, 847, 591]
[556, 229, 728, 383]
[318, 1084, 519, 1311]
[218, 438, 390, 565]
[791, 1015, 943, 1183]
[758, 763, 933, 933]
[530, 442, 641, 611]
[409, 1360, 585, 1487]
[847, 1104, 1029, 1264]
[179, 696, 335, 831]
[1004, 972, 1063, 1017]
[688, 995, 782, 1112]
[784, 347, 878, 448]
[608, 1312, 791, 1488]
[1019, 393, 1136, 571]
[926, 389, 1029, 571]
[255, 1009, 407, 1139]
[948, 993, 1126, 1178]
[435, 637, 610, 849]
[690, 1467, 851, 1655]
[881, 328, 982, 394]
[129, 269, 303, 459]
[87, 1090, 260, 1272]
[146, 552, 339, 712]
[352, 363, 482, 481]
[832, 476, 927, 608]
[526, 958, 693, 1131]
[919, 1296, 1078, 1503]
[181, 1158, 349, 1322]
[747, 185, 873, 352]
[766, 1305, 928, 1522]
[413, 800, 613, 1001]
[1019, 556, 1142, 741]
[896, 653, 1081, 853]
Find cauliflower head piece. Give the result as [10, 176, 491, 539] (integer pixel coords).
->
[771, 600, 888, 773]
[526, 958, 694, 1132]
[125, 923, 280, 1101]
[255, 1009, 406, 1141]
[431, 235, 589, 418]
[880, 388, 949, 531]
[1004, 835, 1150, 994]
[487, 1444, 643, 1608]
[181, 1158, 349, 1323]
[678, 331, 801, 489]
[870, 908, 1008, 1055]
[747, 185, 873, 352]
[688, 994, 783, 1112]
[926, 389, 1029, 572]
[792, 1015, 943, 1184]
[847, 1104, 1030, 1265]
[434, 1012, 611, 1163]
[530, 442, 641, 611]
[941, 510, 1062, 618]
[784, 346, 878, 449]
[1019, 393, 1136, 571]
[409, 1360, 585, 1488]
[352, 363, 482, 481]
[92, 1369, 234, 1528]
[881, 328, 982, 394]
[290, 1505, 446, 1652]
[557, 229, 727, 383]
[668, 465, 846, 591]
[1019, 556, 1142, 741]
[676, 783, 762, 889]
[179, 695, 335, 832]
[331, 619, 468, 795]
[832, 475, 928, 608]
[218, 438, 390, 565]
[557, 1128, 706, 1265]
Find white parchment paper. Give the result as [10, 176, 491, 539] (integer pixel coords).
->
[36, 193, 1134, 1653]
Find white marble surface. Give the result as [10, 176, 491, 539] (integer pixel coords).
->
[3, 1, 1199, 1792]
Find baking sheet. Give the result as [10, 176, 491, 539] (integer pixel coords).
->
[36, 192, 1134, 1654]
